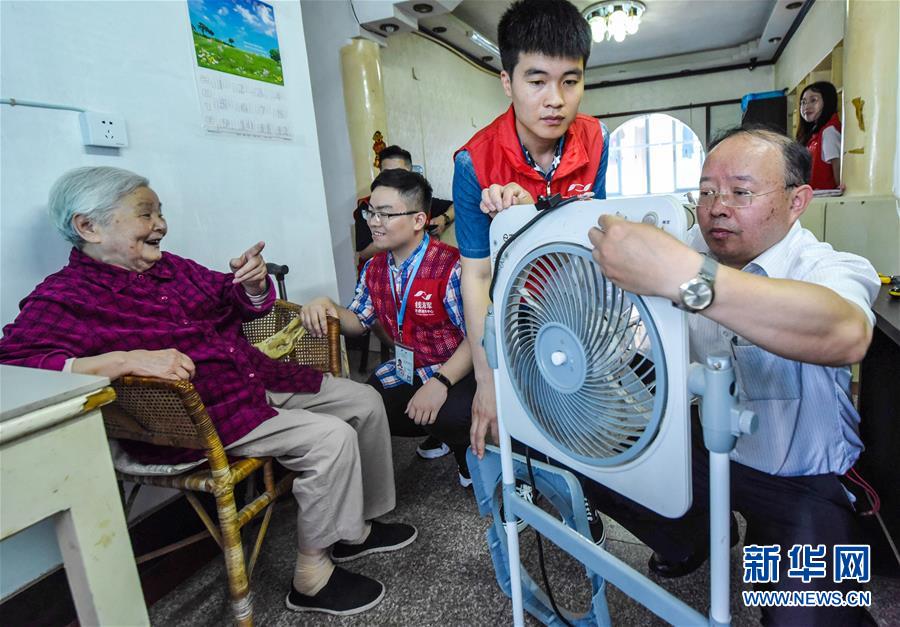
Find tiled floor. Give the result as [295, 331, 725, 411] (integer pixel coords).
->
[149, 351, 900, 626]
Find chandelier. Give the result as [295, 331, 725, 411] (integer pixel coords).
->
[583, 1, 646, 43]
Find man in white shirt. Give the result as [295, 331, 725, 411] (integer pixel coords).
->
[588, 127, 879, 625]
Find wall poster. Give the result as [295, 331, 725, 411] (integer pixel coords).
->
[187, 0, 292, 140]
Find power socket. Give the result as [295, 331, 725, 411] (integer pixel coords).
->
[79, 111, 129, 148]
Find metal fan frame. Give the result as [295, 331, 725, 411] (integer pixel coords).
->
[499, 242, 668, 468]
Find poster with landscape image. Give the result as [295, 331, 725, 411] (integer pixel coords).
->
[188, 0, 283, 86]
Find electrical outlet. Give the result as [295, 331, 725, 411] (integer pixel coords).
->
[79, 112, 129, 148]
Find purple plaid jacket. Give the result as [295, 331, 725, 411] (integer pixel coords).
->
[0, 249, 323, 463]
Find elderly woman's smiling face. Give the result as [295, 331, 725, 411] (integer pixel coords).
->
[81, 186, 167, 272]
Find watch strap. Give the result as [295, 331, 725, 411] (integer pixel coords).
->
[698, 253, 718, 283]
[432, 372, 453, 389]
[674, 253, 718, 312]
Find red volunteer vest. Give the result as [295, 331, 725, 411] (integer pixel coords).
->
[456, 106, 604, 200]
[806, 114, 841, 190]
[366, 238, 463, 370]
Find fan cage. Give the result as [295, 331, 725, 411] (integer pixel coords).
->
[499, 243, 667, 467]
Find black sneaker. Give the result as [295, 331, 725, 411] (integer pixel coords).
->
[458, 463, 473, 488]
[648, 551, 708, 578]
[584, 498, 606, 545]
[498, 481, 533, 532]
[647, 512, 740, 578]
[416, 435, 450, 459]
[285, 567, 384, 616]
[331, 521, 418, 563]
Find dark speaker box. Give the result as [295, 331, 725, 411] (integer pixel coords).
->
[742, 95, 788, 135]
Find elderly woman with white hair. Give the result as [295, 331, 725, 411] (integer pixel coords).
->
[0, 166, 416, 616]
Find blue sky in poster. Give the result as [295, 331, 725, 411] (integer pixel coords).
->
[187, 0, 280, 57]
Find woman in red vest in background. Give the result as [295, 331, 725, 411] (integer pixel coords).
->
[796, 81, 842, 190]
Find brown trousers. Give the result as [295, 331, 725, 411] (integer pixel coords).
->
[227, 375, 395, 550]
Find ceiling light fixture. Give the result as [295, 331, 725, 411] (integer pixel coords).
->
[582, 1, 646, 43]
[467, 30, 500, 57]
[786, 2, 802, 9]
[412, 3, 433, 13]
[432, 25, 447, 34]
[768, 36, 782, 43]
[379, 22, 400, 33]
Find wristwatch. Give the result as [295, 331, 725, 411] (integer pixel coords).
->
[432, 372, 453, 389]
[675, 254, 718, 312]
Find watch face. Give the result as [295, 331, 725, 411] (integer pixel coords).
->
[683, 280, 713, 311]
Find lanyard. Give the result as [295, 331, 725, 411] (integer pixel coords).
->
[388, 234, 429, 343]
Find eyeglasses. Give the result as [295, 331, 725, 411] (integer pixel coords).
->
[361, 207, 421, 224]
[688, 186, 795, 209]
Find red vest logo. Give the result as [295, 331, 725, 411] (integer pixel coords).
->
[413, 290, 435, 317]
[567, 182, 590, 194]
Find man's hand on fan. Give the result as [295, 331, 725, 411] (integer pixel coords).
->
[300, 297, 339, 337]
[588, 214, 702, 302]
[405, 378, 448, 426]
[480, 183, 535, 218]
[469, 382, 499, 459]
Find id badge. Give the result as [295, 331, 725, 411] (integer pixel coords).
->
[395, 343, 415, 385]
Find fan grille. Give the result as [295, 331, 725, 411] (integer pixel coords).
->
[500, 243, 667, 466]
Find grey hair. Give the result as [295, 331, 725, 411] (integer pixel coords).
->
[48, 166, 150, 246]
[709, 126, 812, 188]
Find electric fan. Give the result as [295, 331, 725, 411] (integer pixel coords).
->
[472, 196, 756, 626]
[489, 196, 692, 518]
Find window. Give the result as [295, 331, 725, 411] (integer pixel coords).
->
[606, 114, 704, 197]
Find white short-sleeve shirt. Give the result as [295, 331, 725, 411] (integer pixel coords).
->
[686, 222, 879, 476]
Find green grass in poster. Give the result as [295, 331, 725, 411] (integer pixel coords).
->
[193, 33, 283, 86]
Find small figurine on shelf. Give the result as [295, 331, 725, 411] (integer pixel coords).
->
[372, 130, 386, 169]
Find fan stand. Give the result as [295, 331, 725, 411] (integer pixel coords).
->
[469, 450, 612, 625]
[477, 354, 756, 626]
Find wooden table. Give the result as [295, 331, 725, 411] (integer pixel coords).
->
[858, 286, 900, 575]
[0, 365, 149, 625]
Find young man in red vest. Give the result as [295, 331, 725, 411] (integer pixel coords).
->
[452, 0, 608, 459]
[303, 169, 475, 487]
[353, 146, 455, 461]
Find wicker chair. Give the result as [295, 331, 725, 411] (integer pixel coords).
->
[101, 301, 340, 626]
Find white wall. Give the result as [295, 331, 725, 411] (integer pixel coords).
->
[301, 22, 510, 301]
[301, 0, 362, 304]
[583, 66, 775, 147]
[300, 24, 775, 299]
[774, 0, 844, 91]
[0, 0, 335, 599]
[379, 38, 775, 172]
[0, 0, 338, 328]
[379, 36, 774, 195]
[381, 33, 510, 199]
